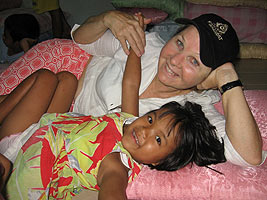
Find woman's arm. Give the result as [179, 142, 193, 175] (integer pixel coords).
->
[73, 10, 151, 56]
[197, 62, 263, 165]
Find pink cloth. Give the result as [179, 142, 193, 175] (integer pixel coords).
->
[184, 2, 267, 44]
[127, 90, 267, 200]
[0, 39, 91, 95]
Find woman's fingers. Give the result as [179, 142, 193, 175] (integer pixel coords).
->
[197, 62, 238, 90]
[106, 11, 147, 56]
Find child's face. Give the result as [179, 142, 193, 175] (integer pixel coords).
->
[2, 28, 14, 48]
[122, 108, 178, 165]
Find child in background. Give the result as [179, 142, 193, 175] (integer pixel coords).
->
[1, 13, 40, 64]
[0, 14, 226, 200]
[32, 0, 71, 39]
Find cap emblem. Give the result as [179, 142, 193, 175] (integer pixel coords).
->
[208, 21, 228, 41]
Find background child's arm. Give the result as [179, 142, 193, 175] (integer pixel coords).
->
[121, 13, 144, 117]
[97, 153, 129, 200]
[20, 38, 38, 53]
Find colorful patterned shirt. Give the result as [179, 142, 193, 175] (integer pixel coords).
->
[6, 112, 142, 200]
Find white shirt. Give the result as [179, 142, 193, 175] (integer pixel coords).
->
[71, 25, 266, 166]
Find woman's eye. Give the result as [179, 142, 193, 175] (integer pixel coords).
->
[148, 116, 153, 124]
[177, 40, 184, 50]
[155, 136, 161, 145]
[190, 57, 199, 66]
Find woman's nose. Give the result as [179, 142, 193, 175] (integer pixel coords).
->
[170, 53, 183, 68]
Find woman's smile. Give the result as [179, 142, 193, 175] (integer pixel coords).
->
[164, 62, 179, 78]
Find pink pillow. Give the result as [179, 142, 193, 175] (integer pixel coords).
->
[118, 7, 168, 24]
[0, 39, 91, 95]
[127, 90, 267, 200]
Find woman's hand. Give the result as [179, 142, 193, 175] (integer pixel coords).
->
[73, 10, 151, 57]
[197, 62, 239, 90]
[103, 10, 151, 56]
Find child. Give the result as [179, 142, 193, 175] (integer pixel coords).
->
[1, 13, 40, 64]
[0, 15, 225, 200]
[32, 0, 71, 39]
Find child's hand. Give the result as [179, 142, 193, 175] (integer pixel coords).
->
[134, 12, 147, 30]
[0, 154, 11, 192]
[19, 38, 37, 53]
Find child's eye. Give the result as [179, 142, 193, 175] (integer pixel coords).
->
[147, 116, 153, 124]
[155, 136, 161, 145]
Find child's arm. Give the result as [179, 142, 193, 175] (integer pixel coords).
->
[20, 38, 38, 53]
[121, 14, 144, 117]
[121, 48, 141, 116]
[97, 153, 129, 200]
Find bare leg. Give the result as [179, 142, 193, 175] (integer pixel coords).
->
[0, 69, 77, 140]
[47, 71, 77, 113]
[0, 69, 58, 139]
[0, 95, 7, 104]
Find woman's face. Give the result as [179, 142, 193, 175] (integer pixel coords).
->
[157, 25, 212, 90]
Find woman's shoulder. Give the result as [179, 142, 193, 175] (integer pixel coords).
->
[145, 31, 166, 46]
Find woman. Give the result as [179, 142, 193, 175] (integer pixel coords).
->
[0, 11, 264, 168]
[71, 11, 264, 167]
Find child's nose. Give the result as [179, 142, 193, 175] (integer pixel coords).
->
[140, 127, 156, 140]
[137, 126, 149, 140]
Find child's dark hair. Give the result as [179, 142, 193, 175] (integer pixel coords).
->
[148, 101, 226, 171]
[4, 14, 40, 42]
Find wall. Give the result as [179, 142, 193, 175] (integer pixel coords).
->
[60, 0, 115, 27]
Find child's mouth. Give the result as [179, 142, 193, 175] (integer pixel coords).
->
[132, 130, 140, 145]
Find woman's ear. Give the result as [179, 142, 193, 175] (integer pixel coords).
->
[151, 162, 159, 166]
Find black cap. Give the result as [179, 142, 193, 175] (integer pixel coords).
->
[175, 13, 239, 69]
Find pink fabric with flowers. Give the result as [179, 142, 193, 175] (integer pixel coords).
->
[184, 2, 267, 44]
[0, 39, 91, 95]
[126, 90, 267, 200]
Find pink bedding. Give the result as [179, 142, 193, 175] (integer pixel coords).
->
[0, 39, 90, 95]
[126, 90, 267, 200]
